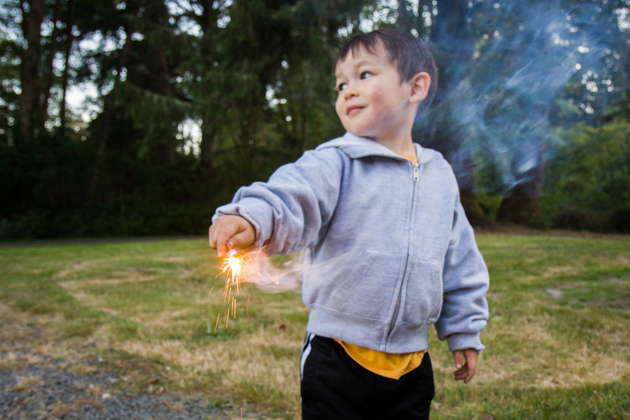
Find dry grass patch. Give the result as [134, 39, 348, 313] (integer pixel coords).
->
[59, 274, 160, 289]
[52, 259, 126, 280]
[12, 374, 44, 392]
[49, 397, 105, 416]
[32, 340, 87, 363]
[541, 265, 581, 278]
[136, 307, 197, 330]
[106, 325, 302, 408]
[0, 301, 103, 379]
[57, 269, 165, 321]
[86, 383, 112, 398]
[0, 352, 22, 370]
[63, 361, 100, 375]
[0, 302, 53, 342]
[480, 310, 630, 386]
[474, 346, 630, 388]
[2, 351, 45, 367]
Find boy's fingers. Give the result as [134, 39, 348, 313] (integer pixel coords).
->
[453, 350, 464, 370]
[216, 227, 236, 257]
[230, 229, 255, 250]
[209, 219, 224, 248]
[208, 222, 225, 251]
[453, 349, 479, 384]
[209, 225, 217, 248]
[213, 223, 240, 257]
[464, 350, 478, 384]
[465, 351, 477, 372]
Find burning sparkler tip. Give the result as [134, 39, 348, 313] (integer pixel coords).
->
[226, 242, 237, 257]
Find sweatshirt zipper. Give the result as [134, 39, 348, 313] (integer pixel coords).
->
[386, 162, 420, 345]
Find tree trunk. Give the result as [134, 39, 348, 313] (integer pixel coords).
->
[496, 129, 546, 224]
[18, 0, 46, 144]
[39, 0, 62, 127]
[200, 115, 217, 168]
[194, 0, 219, 168]
[154, 46, 176, 166]
[59, 0, 75, 132]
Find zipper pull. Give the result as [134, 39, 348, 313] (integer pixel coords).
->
[413, 163, 419, 182]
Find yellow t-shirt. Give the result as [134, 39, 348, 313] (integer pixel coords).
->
[335, 339, 426, 380]
[336, 151, 426, 380]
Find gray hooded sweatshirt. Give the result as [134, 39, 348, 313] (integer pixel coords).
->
[213, 132, 489, 354]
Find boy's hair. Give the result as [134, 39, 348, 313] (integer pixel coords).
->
[335, 29, 438, 114]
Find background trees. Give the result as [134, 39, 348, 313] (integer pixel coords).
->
[1, 0, 629, 239]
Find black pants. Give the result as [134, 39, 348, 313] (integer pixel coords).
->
[301, 334, 434, 420]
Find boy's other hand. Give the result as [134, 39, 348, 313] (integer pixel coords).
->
[209, 215, 256, 258]
[453, 348, 477, 384]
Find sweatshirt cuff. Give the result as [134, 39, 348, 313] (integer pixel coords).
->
[446, 332, 485, 353]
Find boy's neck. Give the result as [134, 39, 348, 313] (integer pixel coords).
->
[372, 134, 416, 156]
[359, 112, 417, 156]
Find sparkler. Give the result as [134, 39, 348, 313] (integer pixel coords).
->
[222, 243, 244, 292]
[212, 242, 248, 334]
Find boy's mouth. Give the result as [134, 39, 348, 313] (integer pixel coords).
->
[347, 106, 364, 115]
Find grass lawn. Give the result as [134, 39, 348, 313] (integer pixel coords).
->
[1, 233, 629, 419]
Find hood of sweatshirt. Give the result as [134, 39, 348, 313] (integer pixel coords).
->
[316, 132, 435, 164]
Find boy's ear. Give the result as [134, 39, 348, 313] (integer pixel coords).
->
[409, 72, 431, 104]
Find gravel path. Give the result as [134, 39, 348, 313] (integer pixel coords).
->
[0, 304, 279, 420]
[0, 348, 271, 420]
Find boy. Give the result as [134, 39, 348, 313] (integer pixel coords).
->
[209, 29, 489, 419]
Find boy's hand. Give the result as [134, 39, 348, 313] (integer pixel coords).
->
[453, 348, 478, 384]
[209, 215, 256, 258]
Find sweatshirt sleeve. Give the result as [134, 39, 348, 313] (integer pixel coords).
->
[435, 197, 490, 353]
[212, 149, 343, 255]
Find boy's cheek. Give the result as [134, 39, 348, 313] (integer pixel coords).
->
[370, 84, 383, 96]
[335, 99, 343, 115]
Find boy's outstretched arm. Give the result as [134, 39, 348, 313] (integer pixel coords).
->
[435, 196, 489, 383]
[209, 215, 256, 258]
[453, 348, 477, 384]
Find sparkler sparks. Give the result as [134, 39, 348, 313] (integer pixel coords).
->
[221, 243, 245, 292]
[211, 243, 249, 334]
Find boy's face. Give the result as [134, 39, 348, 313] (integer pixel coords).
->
[334, 41, 419, 142]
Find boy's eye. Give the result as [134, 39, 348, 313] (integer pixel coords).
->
[360, 71, 372, 79]
[337, 82, 347, 92]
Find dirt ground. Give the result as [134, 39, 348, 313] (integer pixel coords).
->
[0, 303, 273, 420]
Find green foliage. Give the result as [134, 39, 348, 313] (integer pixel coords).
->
[545, 122, 630, 232]
[2, 0, 630, 238]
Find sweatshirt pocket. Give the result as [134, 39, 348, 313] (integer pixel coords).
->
[400, 258, 443, 326]
[302, 250, 405, 321]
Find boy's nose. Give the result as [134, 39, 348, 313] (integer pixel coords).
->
[344, 86, 358, 99]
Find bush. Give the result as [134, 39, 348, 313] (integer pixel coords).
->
[552, 208, 609, 232]
[608, 205, 630, 233]
[544, 122, 630, 233]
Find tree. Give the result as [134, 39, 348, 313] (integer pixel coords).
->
[82, 0, 144, 203]
[17, 0, 45, 144]
[2, 0, 629, 239]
